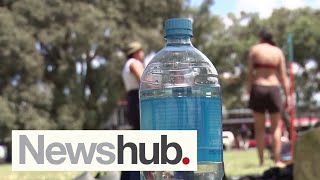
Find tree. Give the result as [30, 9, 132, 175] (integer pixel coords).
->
[184, 2, 295, 109]
[1, 0, 319, 144]
[196, 7, 320, 110]
[0, 0, 185, 142]
[254, 8, 320, 113]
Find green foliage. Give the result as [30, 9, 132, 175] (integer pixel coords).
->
[227, 8, 320, 110]
[0, 0, 184, 140]
[188, 6, 320, 109]
[0, 0, 319, 141]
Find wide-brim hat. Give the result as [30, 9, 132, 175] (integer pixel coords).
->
[125, 41, 142, 56]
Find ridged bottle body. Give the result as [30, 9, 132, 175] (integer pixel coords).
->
[139, 36, 224, 180]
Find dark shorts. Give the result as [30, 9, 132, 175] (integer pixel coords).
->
[127, 89, 140, 130]
[249, 85, 282, 113]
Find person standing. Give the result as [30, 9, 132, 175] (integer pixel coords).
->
[247, 29, 290, 167]
[122, 41, 145, 130]
[121, 41, 145, 180]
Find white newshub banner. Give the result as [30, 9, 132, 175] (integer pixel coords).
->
[12, 130, 197, 171]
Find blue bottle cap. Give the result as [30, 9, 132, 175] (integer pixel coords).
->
[165, 18, 193, 38]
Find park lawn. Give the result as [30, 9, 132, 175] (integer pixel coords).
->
[224, 148, 274, 177]
[0, 164, 84, 180]
[0, 148, 274, 179]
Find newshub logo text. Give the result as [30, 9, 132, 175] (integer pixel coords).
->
[12, 130, 197, 171]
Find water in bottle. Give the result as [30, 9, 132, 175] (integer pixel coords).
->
[139, 18, 224, 180]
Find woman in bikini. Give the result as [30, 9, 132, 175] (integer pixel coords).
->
[247, 30, 290, 167]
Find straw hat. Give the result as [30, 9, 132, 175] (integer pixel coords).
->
[125, 41, 142, 56]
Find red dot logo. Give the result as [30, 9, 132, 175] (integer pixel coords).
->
[182, 157, 190, 165]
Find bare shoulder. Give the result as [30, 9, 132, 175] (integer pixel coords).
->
[253, 44, 283, 54]
[274, 46, 284, 53]
[129, 59, 143, 69]
[271, 46, 285, 58]
[249, 45, 260, 57]
[250, 43, 271, 52]
[250, 44, 260, 52]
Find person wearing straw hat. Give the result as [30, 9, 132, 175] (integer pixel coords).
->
[122, 41, 145, 130]
[120, 41, 144, 180]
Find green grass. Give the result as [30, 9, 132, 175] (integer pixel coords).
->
[224, 148, 274, 177]
[0, 148, 274, 179]
[0, 165, 88, 180]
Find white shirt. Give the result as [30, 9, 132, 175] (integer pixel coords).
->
[122, 58, 141, 92]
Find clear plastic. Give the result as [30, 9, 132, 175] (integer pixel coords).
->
[139, 36, 224, 180]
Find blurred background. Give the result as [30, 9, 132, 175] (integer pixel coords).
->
[0, 0, 320, 179]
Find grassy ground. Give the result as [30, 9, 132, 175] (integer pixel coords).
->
[224, 148, 274, 177]
[0, 148, 274, 179]
[0, 164, 83, 180]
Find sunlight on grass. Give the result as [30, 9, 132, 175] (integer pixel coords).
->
[0, 164, 87, 180]
[0, 148, 275, 179]
[224, 148, 274, 177]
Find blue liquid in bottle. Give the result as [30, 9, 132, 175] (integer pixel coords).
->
[140, 18, 224, 180]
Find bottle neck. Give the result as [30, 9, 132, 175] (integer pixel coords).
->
[165, 35, 192, 46]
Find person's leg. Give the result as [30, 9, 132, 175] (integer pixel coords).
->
[270, 113, 283, 165]
[266, 85, 285, 166]
[253, 112, 266, 165]
[124, 90, 141, 180]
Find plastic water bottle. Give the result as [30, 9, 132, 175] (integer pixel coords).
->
[139, 18, 224, 180]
